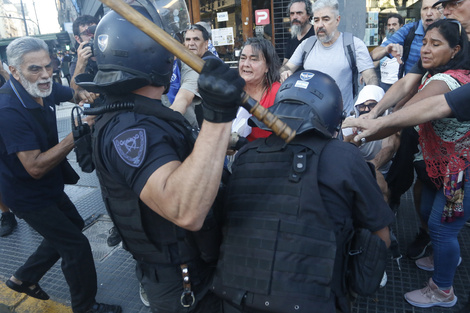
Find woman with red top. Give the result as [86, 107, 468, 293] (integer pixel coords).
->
[402, 19, 470, 309]
[233, 37, 281, 141]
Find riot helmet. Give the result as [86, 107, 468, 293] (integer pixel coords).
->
[76, 0, 190, 94]
[254, 70, 344, 138]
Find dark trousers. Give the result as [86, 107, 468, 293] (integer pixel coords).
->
[136, 260, 221, 313]
[13, 192, 97, 313]
[386, 127, 420, 204]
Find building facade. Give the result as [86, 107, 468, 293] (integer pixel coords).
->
[57, 0, 425, 60]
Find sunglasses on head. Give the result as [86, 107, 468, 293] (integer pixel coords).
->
[447, 19, 462, 37]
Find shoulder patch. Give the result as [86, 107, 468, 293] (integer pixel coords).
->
[113, 128, 147, 167]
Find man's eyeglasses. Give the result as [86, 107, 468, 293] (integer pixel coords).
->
[79, 25, 96, 37]
[357, 101, 378, 112]
[440, 0, 467, 12]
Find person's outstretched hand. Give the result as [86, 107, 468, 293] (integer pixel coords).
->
[342, 116, 383, 143]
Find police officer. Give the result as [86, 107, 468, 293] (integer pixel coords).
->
[76, 3, 244, 313]
[211, 70, 394, 313]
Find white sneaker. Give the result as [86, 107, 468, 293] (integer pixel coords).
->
[404, 278, 457, 308]
[416, 255, 462, 271]
[139, 283, 150, 307]
[380, 271, 387, 288]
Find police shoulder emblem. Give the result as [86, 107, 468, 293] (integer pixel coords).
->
[113, 128, 147, 167]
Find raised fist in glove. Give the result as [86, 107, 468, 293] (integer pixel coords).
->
[198, 58, 246, 123]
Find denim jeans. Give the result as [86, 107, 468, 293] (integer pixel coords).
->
[420, 171, 470, 289]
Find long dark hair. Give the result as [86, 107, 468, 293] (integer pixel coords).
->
[239, 37, 281, 89]
[422, 19, 470, 75]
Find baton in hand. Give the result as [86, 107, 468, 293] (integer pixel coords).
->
[98, 0, 296, 143]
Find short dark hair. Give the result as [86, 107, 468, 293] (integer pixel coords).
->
[386, 13, 404, 26]
[287, 0, 313, 19]
[186, 24, 210, 41]
[73, 15, 99, 36]
[239, 37, 281, 88]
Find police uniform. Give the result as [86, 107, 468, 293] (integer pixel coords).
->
[92, 95, 221, 313]
[80, 4, 244, 313]
[211, 70, 395, 313]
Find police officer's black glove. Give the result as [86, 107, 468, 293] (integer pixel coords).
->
[198, 58, 246, 123]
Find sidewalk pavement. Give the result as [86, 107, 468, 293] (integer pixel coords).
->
[1, 102, 470, 312]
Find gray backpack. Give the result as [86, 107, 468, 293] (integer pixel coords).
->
[300, 32, 359, 98]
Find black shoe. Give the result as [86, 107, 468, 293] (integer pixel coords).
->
[407, 227, 431, 260]
[0, 212, 17, 237]
[5, 279, 50, 300]
[107, 226, 121, 247]
[86, 302, 122, 313]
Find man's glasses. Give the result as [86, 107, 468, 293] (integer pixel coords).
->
[79, 25, 96, 37]
[440, 0, 467, 12]
[357, 101, 377, 111]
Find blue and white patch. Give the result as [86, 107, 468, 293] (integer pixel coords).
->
[295, 80, 309, 89]
[98, 34, 108, 52]
[113, 128, 146, 167]
[299, 72, 315, 81]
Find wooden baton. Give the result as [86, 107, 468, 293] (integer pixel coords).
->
[98, 0, 296, 143]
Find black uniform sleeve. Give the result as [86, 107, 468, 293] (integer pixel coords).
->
[445, 84, 470, 122]
[102, 115, 182, 196]
[318, 141, 395, 232]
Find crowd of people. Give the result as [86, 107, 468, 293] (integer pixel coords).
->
[0, 0, 470, 312]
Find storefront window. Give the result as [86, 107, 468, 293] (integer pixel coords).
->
[197, 0, 274, 61]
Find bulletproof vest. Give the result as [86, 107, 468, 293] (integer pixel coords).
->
[212, 135, 338, 313]
[92, 95, 220, 264]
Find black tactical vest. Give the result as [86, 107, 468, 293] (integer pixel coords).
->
[212, 135, 338, 313]
[92, 96, 220, 265]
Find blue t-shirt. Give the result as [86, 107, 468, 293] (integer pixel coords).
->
[381, 21, 425, 75]
[166, 59, 181, 105]
[0, 77, 73, 211]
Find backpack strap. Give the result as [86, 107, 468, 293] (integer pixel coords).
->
[342, 32, 358, 98]
[398, 21, 419, 78]
[301, 34, 358, 98]
[301, 36, 318, 67]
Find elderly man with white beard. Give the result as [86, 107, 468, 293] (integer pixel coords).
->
[0, 37, 121, 313]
